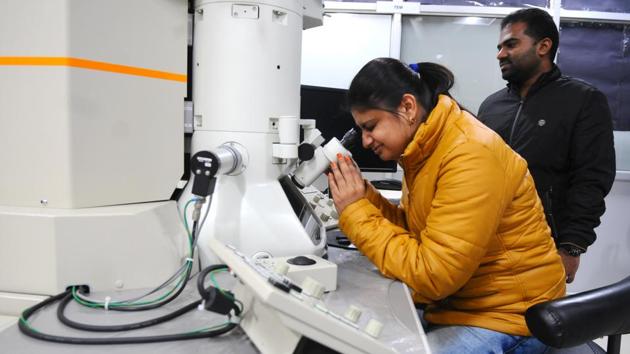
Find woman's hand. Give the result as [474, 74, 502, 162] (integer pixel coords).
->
[328, 153, 366, 213]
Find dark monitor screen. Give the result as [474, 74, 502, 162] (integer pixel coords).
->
[300, 85, 397, 173]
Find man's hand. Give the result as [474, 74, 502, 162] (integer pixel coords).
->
[327, 153, 366, 213]
[558, 249, 581, 283]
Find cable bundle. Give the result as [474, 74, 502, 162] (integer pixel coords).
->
[18, 197, 243, 344]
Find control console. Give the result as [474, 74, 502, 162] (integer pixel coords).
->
[257, 255, 337, 292]
[208, 238, 394, 354]
[300, 186, 339, 230]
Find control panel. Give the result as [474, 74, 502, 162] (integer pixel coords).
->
[300, 186, 339, 230]
[279, 176, 325, 245]
[209, 238, 394, 354]
[257, 255, 337, 292]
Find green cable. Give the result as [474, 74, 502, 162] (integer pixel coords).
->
[18, 317, 39, 333]
[20, 290, 240, 344]
[71, 197, 200, 309]
[114, 266, 190, 307]
[71, 288, 102, 308]
[183, 198, 196, 243]
[72, 260, 191, 308]
[190, 322, 233, 334]
[72, 263, 193, 308]
[71, 257, 193, 308]
[209, 269, 233, 299]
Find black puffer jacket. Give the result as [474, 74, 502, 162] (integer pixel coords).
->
[478, 65, 616, 252]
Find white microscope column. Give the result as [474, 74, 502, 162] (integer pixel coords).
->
[184, 0, 326, 265]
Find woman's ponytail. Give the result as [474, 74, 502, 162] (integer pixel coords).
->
[348, 58, 455, 118]
[410, 62, 454, 109]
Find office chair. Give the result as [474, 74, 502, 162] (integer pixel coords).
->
[526, 276, 630, 354]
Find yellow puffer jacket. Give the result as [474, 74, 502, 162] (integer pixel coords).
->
[338, 95, 565, 336]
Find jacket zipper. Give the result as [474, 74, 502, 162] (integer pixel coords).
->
[508, 99, 524, 145]
[544, 186, 559, 239]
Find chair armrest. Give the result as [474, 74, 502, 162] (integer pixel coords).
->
[525, 276, 630, 348]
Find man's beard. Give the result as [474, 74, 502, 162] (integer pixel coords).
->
[501, 49, 540, 85]
[501, 60, 540, 85]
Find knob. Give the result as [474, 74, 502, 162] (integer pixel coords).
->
[301, 276, 325, 300]
[364, 319, 384, 338]
[320, 213, 331, 222]
[298, 143, 316, 161]
[330, 210, 339, 219]
[274, 262, 289, 275]
[343, 305, 362, 323]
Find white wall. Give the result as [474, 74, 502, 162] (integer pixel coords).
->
[301, 13, 392, 89]
[614, 131, 630, 170]
[401, 16, 506, 114]
[568, 171, 630, 293]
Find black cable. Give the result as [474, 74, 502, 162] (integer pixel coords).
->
[57, 292, 202, 332]
[18, 201, 243, 344]
[196, 264, 242, 316]
[191, 220, 199, 246]
[196, 264, 229, 300]
[19, 289, 238, 345]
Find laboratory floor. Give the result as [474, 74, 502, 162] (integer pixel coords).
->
[2, 315, 630, 353]
[0, 316, 16, 332]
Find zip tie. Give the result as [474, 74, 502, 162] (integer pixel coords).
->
[229, 313, 241, 325]
[104, 296, 112, 311]
[185, 257, 194, 263]
[197, 300, 206, 311]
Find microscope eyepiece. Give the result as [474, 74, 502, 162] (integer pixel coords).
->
[340, 128, 359, 149]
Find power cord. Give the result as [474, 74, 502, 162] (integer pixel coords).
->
[18, 288, 238, 345]
[58, 287, 202, 332]
[197, 265, 243, 316]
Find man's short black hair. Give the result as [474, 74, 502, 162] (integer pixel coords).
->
[501, 8, 559, 61]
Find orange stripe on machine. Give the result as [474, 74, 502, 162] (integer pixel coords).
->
[0, 57, 187, 82]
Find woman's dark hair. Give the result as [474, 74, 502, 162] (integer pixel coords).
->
[347, 58, 454, 120]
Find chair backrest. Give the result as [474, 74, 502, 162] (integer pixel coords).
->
[525, 276, 630, 348]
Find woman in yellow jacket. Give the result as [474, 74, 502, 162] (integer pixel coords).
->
[328, 58, 565, 354]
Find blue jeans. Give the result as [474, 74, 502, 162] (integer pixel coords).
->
[426, 325, 548, 354]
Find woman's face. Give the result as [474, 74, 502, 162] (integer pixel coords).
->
[351, 95, 423, 161]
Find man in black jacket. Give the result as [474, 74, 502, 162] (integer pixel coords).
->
[478, 8, 615, 283]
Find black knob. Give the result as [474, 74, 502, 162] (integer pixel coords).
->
[298, 143, 316, 161]
[287, 256, 316, 266]
[190, 151, 220, 197]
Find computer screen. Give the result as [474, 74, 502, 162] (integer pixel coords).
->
[300, 85, 398, 173]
